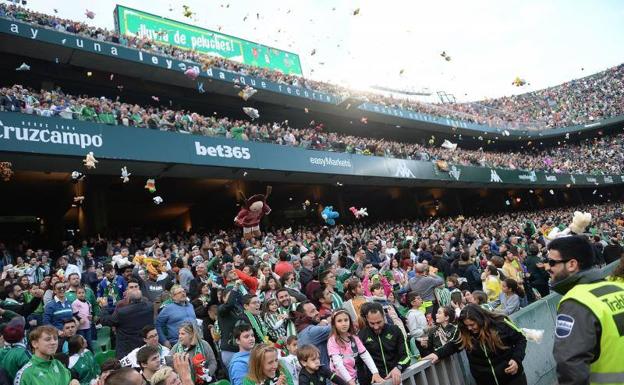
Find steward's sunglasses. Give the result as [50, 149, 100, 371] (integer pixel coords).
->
[545, 258, 571, 266]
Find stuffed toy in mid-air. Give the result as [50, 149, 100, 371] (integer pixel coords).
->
[545, 211, 592, 245]
[234, 186, 272, 239]
[349, 207, 368, 219]
[321, 205, 339, 226]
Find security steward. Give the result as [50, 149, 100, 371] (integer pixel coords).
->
[546, 235, 624, 385]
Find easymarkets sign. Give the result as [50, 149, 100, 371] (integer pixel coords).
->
[0, 17, 337, 104]
[1, 112, 622, 187]
[114, 5, 303, 76]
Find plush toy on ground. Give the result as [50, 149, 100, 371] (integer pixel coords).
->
[349, 207, 368, 219]
[321, 205, 339, 226]
[234, 186, 272, 239]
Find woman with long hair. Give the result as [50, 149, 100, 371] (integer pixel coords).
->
[243, 344, 294, 385]
[491, 279, 524, 315]
[170, 322, 218, 384]
[259, 276, 281, 302]
[327, 310, 383, 385]
[423, 304, 527, 385]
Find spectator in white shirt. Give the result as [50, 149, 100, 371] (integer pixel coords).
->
[58, 255, 81, 279]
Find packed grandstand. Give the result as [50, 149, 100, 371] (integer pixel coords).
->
[2, 2, 624, 130]
[0, 3, 623, 385]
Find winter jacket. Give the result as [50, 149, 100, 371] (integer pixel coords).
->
[14, 355, 71, 385]
[101, 298, 154, 359]
[156, 301, 197, 345]
[456, 260, 482, 291]
[217, 289, 244, 353]
[435, 318, 527, 385]
[358, 323, 410, 378]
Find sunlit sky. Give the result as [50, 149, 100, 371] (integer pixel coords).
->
[16, 0, 624, 102]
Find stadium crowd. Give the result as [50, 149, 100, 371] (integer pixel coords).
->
[2, 3, 624, 131]
[0, 201, 623, 385]
[2, 84, 624, 175]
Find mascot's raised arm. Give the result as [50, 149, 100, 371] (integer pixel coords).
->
[234, 185, 272, 239]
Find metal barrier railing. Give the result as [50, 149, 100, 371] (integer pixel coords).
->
[384, 352, 472, 385]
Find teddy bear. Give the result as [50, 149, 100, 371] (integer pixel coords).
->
[234, 186, 272, 239]
[321, 205, 339, 226]
[545, 211, 592, 244]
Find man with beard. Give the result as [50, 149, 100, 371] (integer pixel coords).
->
[357, 303, 409, 385]
[0, 283, 43, 318]
[294, 301, 330, 366]
[546, 236, 624, 385]
[276, 289, 297, 337]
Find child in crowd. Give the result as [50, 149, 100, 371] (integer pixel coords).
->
[298, 344, 348, 385]
[472, 290, 494, 311]
[71, 286, 93, 349]
[67, 335, 100, 385]
[279, 336, 300, 385]
[263, 298, 287, 342]
[229, 324, 256, 385]
[405, 292, 428, 339]
[427, 306, 458, 352]
[327, 310, 384, 385]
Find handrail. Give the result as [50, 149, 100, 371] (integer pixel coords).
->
[380, 353, 473, 385]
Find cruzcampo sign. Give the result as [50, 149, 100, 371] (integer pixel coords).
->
[1, 112, 622, 188]
[114, 5, 303, 76]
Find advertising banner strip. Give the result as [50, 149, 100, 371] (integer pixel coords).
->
[114, 5, 303, 76]
[0, 112, 622, 187]
[0, 17, 337, 104]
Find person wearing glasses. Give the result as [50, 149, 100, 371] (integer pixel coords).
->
[546, 235, 624, 385]
[423, 304, 527, 385]
[120, 325, 171, 368]
[42, 281, 73, 330]
[156, 285, 198, 348]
